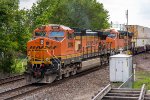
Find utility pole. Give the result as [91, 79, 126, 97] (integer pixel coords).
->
[126, 10, 129, 52]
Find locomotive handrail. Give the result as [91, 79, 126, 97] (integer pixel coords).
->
[49, 50, 61, 71]
[52, 57, 61, 71]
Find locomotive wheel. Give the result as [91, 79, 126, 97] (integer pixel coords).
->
[64, 71, 70, 77]
[71, 68, 77, 75]
[57, 74, 62, 80]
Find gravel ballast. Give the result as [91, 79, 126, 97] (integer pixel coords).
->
[18, 67, 109, 100]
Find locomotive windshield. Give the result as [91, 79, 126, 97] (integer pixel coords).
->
[49, 31, 64, 41]
[35, 32, 46, 37]
[107, 34, 116, 38]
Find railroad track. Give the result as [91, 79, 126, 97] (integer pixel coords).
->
[92, 84, 150, 100]
[0, 74, 26, 94]
[0, 83, 44, 100]
[2, 65, 107, 100]
[0, 74, 25, 85]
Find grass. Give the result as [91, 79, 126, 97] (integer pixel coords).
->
[133, 71, 150, 90]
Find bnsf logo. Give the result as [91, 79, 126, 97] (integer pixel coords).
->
[30, 46, 57, 49]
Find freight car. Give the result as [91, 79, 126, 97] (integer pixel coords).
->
[25, 24, 133, 83]
[127, 25, 150, 54]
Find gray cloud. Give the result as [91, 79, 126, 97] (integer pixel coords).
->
[138, 1, 150, 17]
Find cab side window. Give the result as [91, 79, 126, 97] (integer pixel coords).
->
[67, 33, 74, 48]
[68, 33, 74, 39]
[119, 34, 124, 39]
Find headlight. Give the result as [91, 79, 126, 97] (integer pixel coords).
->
[40, 39, 44, 45]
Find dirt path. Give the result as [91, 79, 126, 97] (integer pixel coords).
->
[133, 52, 150, 71]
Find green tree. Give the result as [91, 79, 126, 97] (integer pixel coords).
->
[0, 0, 30, 73]
[28, 0, 109, 31]
[11, 10, 31, 52]
[0, 0, 19, 72]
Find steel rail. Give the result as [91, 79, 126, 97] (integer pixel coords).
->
[0, 74, 25, 85]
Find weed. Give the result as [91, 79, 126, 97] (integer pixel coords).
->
[133, 71, 150, 89]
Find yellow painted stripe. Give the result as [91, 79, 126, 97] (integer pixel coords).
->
[29, 48, 100, 64]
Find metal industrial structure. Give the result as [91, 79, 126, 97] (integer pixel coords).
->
[109, 54, 133, 82]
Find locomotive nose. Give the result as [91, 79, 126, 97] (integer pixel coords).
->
[27, 37, 54, 65]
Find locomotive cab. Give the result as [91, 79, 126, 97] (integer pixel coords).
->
[106, 29, 126, 51]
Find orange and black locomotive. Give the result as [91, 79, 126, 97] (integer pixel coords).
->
[25, 24, 133, 83]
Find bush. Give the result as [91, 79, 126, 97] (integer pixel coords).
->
[0, 50, 16, 73]
[11, 58, 26, 73]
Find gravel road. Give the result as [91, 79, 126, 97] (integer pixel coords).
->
[133, 52, 150, 71]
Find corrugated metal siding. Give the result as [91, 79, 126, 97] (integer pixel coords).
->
[144, 27, 150, 38]
[127, 25, 150, 47]
[135, 39, 149, 47]
[127, 25, 150, 38]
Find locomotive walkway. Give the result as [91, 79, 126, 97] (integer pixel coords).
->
[92, 84, 150, 100]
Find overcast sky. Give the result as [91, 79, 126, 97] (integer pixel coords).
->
[99, 0, 150, 27]
[20, 0, 150, 27]
[19, 0, 37, 9]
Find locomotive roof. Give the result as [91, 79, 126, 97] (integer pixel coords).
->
[118, 30, 134, 36]
[48, 24, 72, 30]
